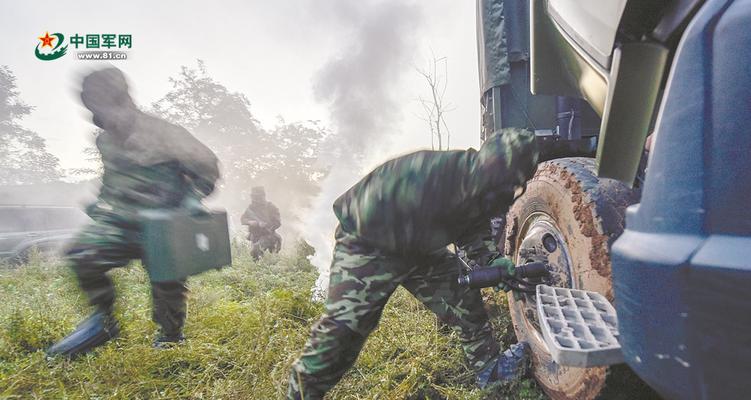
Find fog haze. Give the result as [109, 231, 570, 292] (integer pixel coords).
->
[2, 0, 480, 171]
[1, 0, 481, 280]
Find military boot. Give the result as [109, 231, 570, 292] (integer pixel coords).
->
[152, 332, 185, 349]
[47, 306, 120, 358]
[150, 280, 187, 349]
[476, 342, 530, 389]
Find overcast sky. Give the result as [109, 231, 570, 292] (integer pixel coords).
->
[1, 0, 480, 172]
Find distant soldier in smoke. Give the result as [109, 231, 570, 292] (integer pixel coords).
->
[47, 67, 220, 357]
[241, 186, 282, 259]
[288, 129, 539, 399]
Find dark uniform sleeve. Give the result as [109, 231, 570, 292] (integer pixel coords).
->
[179, 136, 220, 198]
[152, 122, 221, 199]
[240, 205, 256, 225]
[456, 222, 499, 267]
[267, 203, 281, 231]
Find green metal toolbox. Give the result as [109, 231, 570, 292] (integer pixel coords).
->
[139, 209, 232, 282]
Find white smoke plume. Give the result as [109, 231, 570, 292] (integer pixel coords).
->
[301, 0, 423, 296]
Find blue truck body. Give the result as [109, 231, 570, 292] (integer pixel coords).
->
[611, 1, 751, 398]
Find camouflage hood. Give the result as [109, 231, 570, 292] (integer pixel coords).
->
[467, 128, 539, 201]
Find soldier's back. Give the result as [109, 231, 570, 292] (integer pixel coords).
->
[333, 149, 483, 254]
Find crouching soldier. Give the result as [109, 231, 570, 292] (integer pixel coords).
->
[288, 129, 539, 399]
[47, 67, 220, 357]
[241, 186, 282, 259]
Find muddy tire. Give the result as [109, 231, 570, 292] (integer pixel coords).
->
[502, 158, 657, 400]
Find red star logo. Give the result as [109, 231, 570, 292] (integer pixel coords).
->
[38, 32, 55, 48]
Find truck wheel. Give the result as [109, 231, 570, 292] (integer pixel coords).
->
[502, 157, 656, 400]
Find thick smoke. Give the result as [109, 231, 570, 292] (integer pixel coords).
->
[302, 0, 423, 295]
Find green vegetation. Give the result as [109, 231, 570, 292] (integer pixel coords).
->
[0, 242, 544, 399]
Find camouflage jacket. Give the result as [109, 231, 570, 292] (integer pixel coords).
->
[241, 201, 281, 237]
[92, 112, 220, 217]
[333, 129, 538, 255]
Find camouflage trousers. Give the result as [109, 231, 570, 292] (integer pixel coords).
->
[66, 211, 187, 336]
[287, 227, 500, 399]
[250, 232, 282, 260]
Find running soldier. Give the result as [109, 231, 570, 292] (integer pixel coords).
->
[47, 67, 220, 357]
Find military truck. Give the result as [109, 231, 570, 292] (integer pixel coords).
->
[477, 1, 751, 399]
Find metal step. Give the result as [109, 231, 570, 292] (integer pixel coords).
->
[536, 284, 624, 367]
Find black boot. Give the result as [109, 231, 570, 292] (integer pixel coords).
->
[476, 342, 530, 389]
[151, 280, 187, 349]
[47, 306, 120, 358]
[152, 332, 185, 349]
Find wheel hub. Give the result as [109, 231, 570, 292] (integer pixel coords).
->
[514, 213, 576, 334]
[517, 213, 574, 289]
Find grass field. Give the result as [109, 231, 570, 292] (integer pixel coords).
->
[0, 242, 545, 399]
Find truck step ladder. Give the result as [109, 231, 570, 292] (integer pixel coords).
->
[535, 284, 623, 367]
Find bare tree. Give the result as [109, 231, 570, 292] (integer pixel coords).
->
[416, 55, 453, 150]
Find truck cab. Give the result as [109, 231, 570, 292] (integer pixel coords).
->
[477, 0, 751, 398]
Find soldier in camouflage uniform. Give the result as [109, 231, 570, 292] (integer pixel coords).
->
[241, 186, 282, 260]
[288, 129, 538, 399]
[47, 67, 220, 357]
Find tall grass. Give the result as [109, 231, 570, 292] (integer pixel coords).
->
[0, 242, 544, 399]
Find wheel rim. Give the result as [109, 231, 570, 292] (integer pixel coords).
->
[515, 212, 575, 337]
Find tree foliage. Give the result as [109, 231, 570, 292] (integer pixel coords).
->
[152, 61, 331, 227]
[0, 66, 61, 185]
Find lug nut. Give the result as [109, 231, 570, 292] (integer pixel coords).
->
[542, 233, 558, 253]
